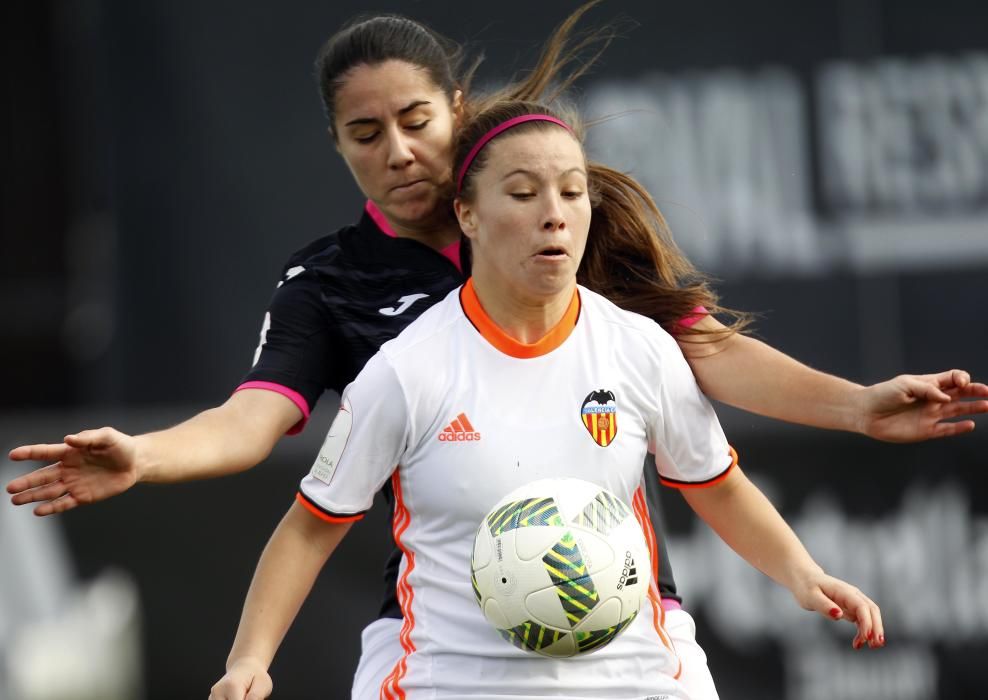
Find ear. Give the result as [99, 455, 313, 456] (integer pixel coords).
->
[453, 197, 477, 238]
[329, 126, 340, 153]
[452, 90, 465, 128]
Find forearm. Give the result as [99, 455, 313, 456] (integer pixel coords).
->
[683, 320, 865, 433]
[227, 502, 351, 671]
[681, 467, 821, 592]
[137, 391, 300, 483]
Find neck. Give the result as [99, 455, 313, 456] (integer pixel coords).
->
[386, 207, 461, 251]
[470, 273, 577, 344]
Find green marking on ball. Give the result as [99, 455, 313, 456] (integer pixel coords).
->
[542, 531, 599, 627]
[487, 497, 564, 536]
[470, 569, 482, 606]
[498, 620, 569, 653]
[575, 610, 638, 653]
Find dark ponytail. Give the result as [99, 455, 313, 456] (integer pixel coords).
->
[316, 15, 478, 134]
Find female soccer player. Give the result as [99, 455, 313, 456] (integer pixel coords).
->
[208, 97, 885, 700]
[8, 4, 987, 698]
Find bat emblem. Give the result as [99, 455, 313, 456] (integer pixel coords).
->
[581, 389, 618, 447]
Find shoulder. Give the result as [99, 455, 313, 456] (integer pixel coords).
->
[277, 227, 354, 277]
[270, 217, 400, 293]
[577, 287, 686, 381]
[378, 287, 465, 361]
[578, 286, 677, 349]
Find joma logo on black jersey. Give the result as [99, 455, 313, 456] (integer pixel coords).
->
[379, 293, 429, 316]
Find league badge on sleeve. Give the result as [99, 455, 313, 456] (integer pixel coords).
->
[311, 398, 353, 484]
[581, 390, 618, 447]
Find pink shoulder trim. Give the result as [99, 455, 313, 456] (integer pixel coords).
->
[234, 381, 310, 435]
[367, 200, 463, 273]
[365, 200, 396, 237]
[676, 306, 709, 329]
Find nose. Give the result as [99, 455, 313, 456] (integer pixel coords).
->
[541, 194, 566, 232]
[386, 128, 414, 170]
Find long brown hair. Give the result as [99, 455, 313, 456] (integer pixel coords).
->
[453, 2, 748, 338]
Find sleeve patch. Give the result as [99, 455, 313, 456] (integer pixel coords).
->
[310, 399, 353, 485]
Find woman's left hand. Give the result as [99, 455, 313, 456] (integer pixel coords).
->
[790, 570, 885, 650]
[858, 369, 988, 443]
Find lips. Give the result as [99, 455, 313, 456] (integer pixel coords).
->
[535, 245, 568, 258]
[391, 179, 426, 192]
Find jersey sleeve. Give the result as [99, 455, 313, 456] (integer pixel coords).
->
[647, 331, 736, 489]
[298, 352, 409, 522]
[238, 267, 336, 434]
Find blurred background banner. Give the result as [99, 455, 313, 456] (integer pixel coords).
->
[3, 1, 986, 699]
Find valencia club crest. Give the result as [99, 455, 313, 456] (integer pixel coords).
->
[581, 389, 618, 447]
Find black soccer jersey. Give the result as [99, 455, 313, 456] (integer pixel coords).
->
[243, 206, 465, 425]
[241, 203, 683, 618]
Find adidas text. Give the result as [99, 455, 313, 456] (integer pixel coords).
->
[438, 431, 482, 442]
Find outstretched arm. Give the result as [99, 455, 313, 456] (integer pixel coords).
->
[209, 501, 351, 700]
[681, 467, 884, 650]
[6, 389, 301, 515]
[682, 316, 988, 442]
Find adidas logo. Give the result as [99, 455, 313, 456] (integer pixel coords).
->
[617, 551, 638, 589]
[438, 412, 481, 442]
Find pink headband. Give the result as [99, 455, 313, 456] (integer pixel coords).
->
[455, 114, 573, 195]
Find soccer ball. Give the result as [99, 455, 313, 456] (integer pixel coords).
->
[470, 478, 650, 658]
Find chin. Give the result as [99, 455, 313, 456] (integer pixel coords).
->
[390, 194, 445, 226]
[530, 274, 576, 299]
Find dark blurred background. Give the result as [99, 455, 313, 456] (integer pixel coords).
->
[2, 1, 986, 699]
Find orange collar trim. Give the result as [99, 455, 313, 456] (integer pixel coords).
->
[459, 278, 580, 359]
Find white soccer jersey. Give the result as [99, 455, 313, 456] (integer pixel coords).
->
[299, 280, 736, 700]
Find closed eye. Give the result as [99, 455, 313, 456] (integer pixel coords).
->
[406, 121, 430, 131]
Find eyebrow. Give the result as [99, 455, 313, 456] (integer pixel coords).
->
[500, 166, 587, 181]
[343, 100, 432, 128]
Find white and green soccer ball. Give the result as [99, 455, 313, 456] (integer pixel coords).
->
[471, 478, 650, 658]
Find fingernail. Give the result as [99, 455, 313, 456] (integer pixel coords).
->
[829, 608, 842, 619]
[879, 634, 885, 645]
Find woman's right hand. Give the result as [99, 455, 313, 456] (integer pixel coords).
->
[6, 427, 141, 515]
[209, 658, 273, 700]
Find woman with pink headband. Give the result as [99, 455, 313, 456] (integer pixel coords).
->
[208, 98, 885, 700]
[9, 4, 986, 699]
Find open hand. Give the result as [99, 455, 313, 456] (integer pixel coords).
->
[6, 427, 140, 515]
[859, 369, 988, 443]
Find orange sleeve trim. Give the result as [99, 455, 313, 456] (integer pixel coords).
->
[295, 491, 365, 523]
[659, 445, 738, 490]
